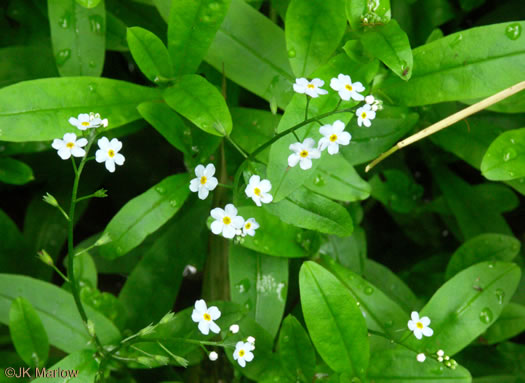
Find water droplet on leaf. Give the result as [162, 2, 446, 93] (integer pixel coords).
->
[364, 286, 374, 295]
[495, 288, 505, 304]
[170, 200, 177, 207]
[89, 15, 104, 34]
[235, 278, 251, 293]
[155, 186, 166, 194]
[505, 23, 522, 40]
[59, 13, 70, 28]
[56, 49, 71, 66]
[288, 48, 296, 58]
[479, 307, 493, 324]
[503, 148, 517, 161]
[313, 175, 325, 186]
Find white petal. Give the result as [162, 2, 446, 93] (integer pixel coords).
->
[206, 177, 218, 191]
[363, 118, 371, 127]
[211, 220, 224, 235]
[330, 78, 342, 91]
[252, 195, 262, 207]
[76, 138, 88, 147]
[224, 204, 237, 217]
[327, 143, 339, 155]
[191, 309, 202, 322]
[332, 120, 345, 132]
[339, 73, 350, 83]
[293, 83, 306, 94]
[318, 137, 329, 151]
[319, 124, 333, 137]
[222, 225, 236, 239]
[309, 148, 321, 159]
[52, 139, 64, 150]
[338, 89, 352, 101]
[105, 159, 116, 173]
[248, 175, 260, 185]
[317, 88, 328, 95]
[114, 153, 125, 165]
[198, 320, 210, 335]
[420, 316, 431, 327]
[260, 193, 273, 204]
[204, 163, 216, 178]
[299, 158, 312, 170]
[414, 329, 423, 340]
[95, 149, 106, 163]
[303, 138, 316, 149]
[195, 164, 205, 177]
[231, 216, 245, 229]
[195, 299, 207, 312]
[305, 88, 318, 98]
[311, 78, 324, 87]
[244, 350, 254, 362]
[208, 306, 221, 320]
[209, 321, 221, 334]
[237, 357, 246, 367]
[289, 142, 303, 153]
[68, 117, 79, 127]
[198, 187, 209, 200]
[295, 78, 308, 86]
[367, 110, 376, 120]
[210, 208, 225, 220]
[259, 179, 271, 192]
[357, 116, 364, 127]
[245, 185, 255, 198]
[338, 132, 351, 145]
[110, 138, 122, 151]
[63, 132, 77, 142]
[288, 154, 300, 167]
[98, 137, 109, 150]
[57, 147, 72, 160]
[71, 147, 86, 158]
[353, 82, 365, 92]
[411, 312, 420, 322]
[422, 327, 434, 337]
[408, 320, 415, 331]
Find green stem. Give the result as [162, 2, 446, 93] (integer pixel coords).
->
[305, 96, 310, 120]
[292, 131, 301, 141]
[218, 183, 233, 189]
[226, 136, 248, 159]
[67, 137, 105, 354]
[368, 329, 419, 353]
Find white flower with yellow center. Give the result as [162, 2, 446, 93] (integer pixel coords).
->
[69, 112, 108, 130]
[330, 74, 365, 101]
[51, 133, 88, 160]
[210, 204, 244, 239]
[293, 78, 328, 98]
[233, 341, 255, 368]
[318, 120, 352, 155]
[191, 299, 221, 335]
[356, 104, 376, 127]
[242, 218, 259, 237]
[95, 137, 125, 173]
[245, 175, 273, 206]
[189, 164, 218, 200]
[288, 138, 321, 170]
[408, 311, 434, 340]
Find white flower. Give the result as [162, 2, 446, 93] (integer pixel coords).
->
[437, 350, 444, 357]
[288, 138, 321, 170]
[233, 341, 255, 368]
[210, 204, 244, 239]
[365, 95, 382, 111]
[330, 74, 365, 101]
[365, 95, 375, 104]
[69, 112, 107, 130]
[318, 120, 352, 155]
[245, 175, 272, 206]
[189, 164, 218, 200]
[229, 324, 240, 334]
[242, 218, 259, 237]
[247, 336, 255, 344]
[182, 265, 197, 277]
[293, 78, 328, 98]
[408, 311, 434, 340]
[356, 104, 376, 127]
[209, 351, 218, 361]
[191, 299, 221, 335]
[51, 133, 88, 160]
[95, 137, 125, 173]
[417, 353, 426, 362]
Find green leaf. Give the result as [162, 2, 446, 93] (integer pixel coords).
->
[320, 229, 367, 274]
[168, 0, 231, 75]
[236, 206, 306, 258]
[0, 274, 121, 353]
[0, 209, 33, 275]
[0, 45, 57, 88]
[346, 0, 366, 30]
[341, 107, 419, 165]
[304, 155, 371, 202]
[432, 166, 513, 240]
[299, 261, 369, 377]
[370, 169, 424, 213]
[403, 261, 521, 355]
[164, 75, 232, 136]
[118, 200, 210, 330]
[9, 297, 49, 368]
[106, 11, 128, 52]
[229, 245, 288, 339]
[0, 158, 34, 185]
[127, 27, 173, 83]
[138, 102, 191, 155]
[32, 350, 99, 383]
[485, 302, 525, 345]
[361, 20, 413, 80]
[481, 128, 525, 181]
[445, 234, 521, 280]
[99, 174, 191, 259]
[364, 259, 421, 312]
[0, 77, 161, 142]
[75, 0, 103, 8]
[285, 0, 347, 77]
[264, 187, 353, 237]
[379, 22, 525, 106]
[368, 349, 472, 382]
[278, 315, 316, 383]
[321, 255, 408, 339]
[48, 0, 106, 76]
[205, 0, 294, 109]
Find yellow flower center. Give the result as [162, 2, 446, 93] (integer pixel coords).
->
[307, 84, 315, 89]
[329, 134, 338, 142]
[81, 121, 90, 126]
[245, 222, 251, 230]
[254, 187, 261, 196]
[223, 216, 231, 225]
[239, 349, 245, 357]
[203, 313, 211, 321]
[66, 142, 75, 149]
[299, 150, 309, 158]
[345, 84, 353, 91]
[416, 322, 424, 329]
[108, 149, 115, 158]
[361, 112, 367, 119]
[200, 176, 207, 185]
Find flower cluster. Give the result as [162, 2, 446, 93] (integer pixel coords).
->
[415, 349, 458, 370]
[51, 113, 125, 173]
[210, 203, 259, 239]
[289, 73, 381, 171]
[191, 299, 255, 368]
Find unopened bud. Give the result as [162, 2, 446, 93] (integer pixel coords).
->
[86, 320, 96, 338]
[137, 356, 155, 368]
[154, 355, 170, 365]
[160, 312, 175, 325]
[138, 324, 156, 337]
[94, 232, 112, 246]
[209, 351, 218, 361]
[37, 250, 54, 266]
[43, 192, 59, 208]
[94, 188, 108, 198]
